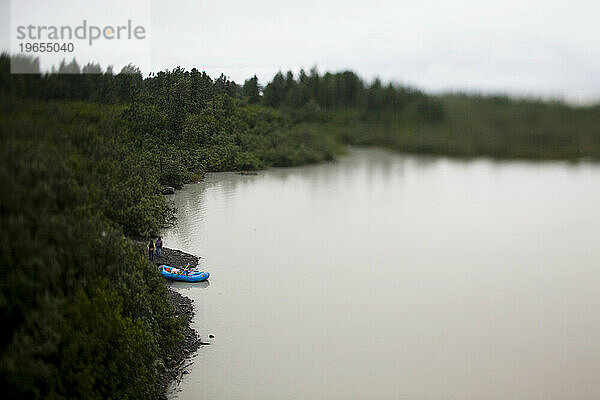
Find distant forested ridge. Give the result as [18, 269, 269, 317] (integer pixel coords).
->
[1, 54, 599, 399]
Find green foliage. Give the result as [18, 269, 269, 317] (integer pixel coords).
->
[1, 52, 599, 399]
[242, 75, 260, 104]
[333, 95, 600, 159]
[0, 105, 182, 398]
[49, 287, 157, 400]
[260, 68, 443, 118]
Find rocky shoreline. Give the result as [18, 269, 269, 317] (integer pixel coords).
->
[153, 247, 205, 399]
[153, 247, 201, 270]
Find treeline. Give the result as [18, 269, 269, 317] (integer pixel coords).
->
[7, 54, 596, 162]
[260, 69, 444, 122]
[1, 54, 344, 185]
[2, 55, 443, 121]
[3, 56, 141, 103]
[330, 94, 600, 159]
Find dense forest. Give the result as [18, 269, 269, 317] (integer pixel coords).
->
[1, 53, 599, 399]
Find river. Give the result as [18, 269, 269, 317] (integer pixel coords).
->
[164, 148, 600, 400]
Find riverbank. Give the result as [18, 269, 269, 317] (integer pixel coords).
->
[153, 247, 201, 270]
[152, 247, 205, 398]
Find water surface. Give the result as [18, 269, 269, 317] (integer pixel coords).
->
[165, 148, 600, 400]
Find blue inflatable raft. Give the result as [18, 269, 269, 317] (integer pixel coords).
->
[160, 265, 210, 283]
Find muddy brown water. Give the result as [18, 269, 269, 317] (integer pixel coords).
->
[165, 148, 600, 400]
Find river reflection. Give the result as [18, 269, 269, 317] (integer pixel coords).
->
[169, 280, 210, 291]
[165, 148, 600, 400]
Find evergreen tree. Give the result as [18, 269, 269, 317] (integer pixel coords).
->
[243, 75, 260, 104]
[263, 71, 286, 107]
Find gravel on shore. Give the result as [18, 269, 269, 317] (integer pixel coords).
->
[153, 247, 205, 399]
[153, 247, 200, 269]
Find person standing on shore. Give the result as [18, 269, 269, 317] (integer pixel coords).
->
[156, 237, 163, 257]
[148, 239, 155, 261]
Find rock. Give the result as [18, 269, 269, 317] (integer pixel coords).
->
[154, 247, 200, 269]
[162, 186, 176, 195]
[155, 250, 204, 396]
[156, 288, 201, 394]
[131, 242, 205, 395]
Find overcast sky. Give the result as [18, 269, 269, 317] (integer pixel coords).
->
[2, 0, 600, 102]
